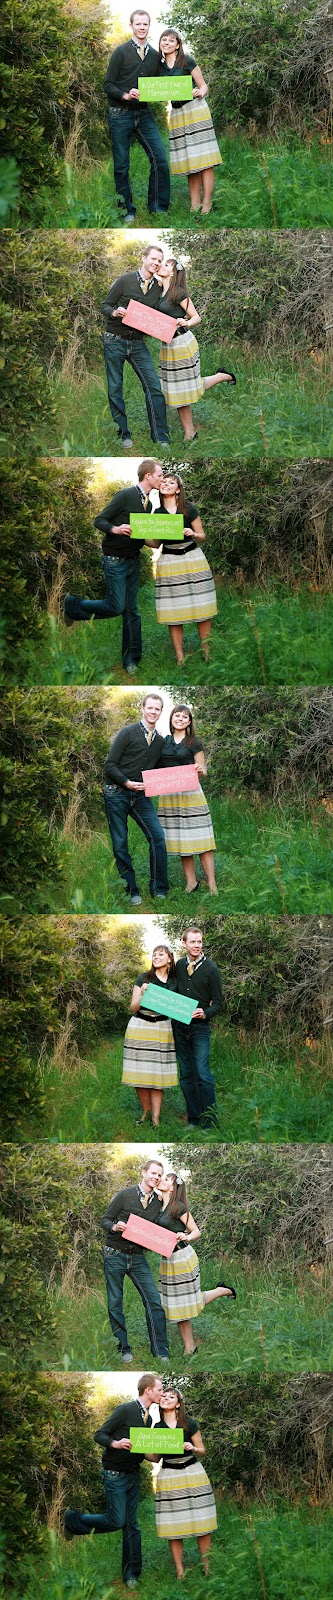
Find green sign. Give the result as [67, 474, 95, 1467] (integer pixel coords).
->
[141, 983, 197, 1026]
[139, 76, 193, 102]
[130, 513, 184, 541]
[130, 1427, 184, 1454]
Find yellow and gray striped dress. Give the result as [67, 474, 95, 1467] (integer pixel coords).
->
[122, 974, 178, 1089]
[154, 1419, 217, 1538]
[158, 735, 216, 857]
[155, 502, 217, 626]
[161, 56, 222, 176]
[158, 320, 205, 408]
[158, 1216, 205, 1321]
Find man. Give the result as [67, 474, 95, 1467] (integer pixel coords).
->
[102, 243, 169, 448]
[104, 691, 168, 905]
[102, 1158, 169, 1359]
[63, 459, 163, 674]
[104, 10, 170, 224]
[64, 1372, 163, 1588]
[173, 927, 222, 1128]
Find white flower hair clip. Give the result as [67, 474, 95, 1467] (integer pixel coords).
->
[176, 257, 185, 270]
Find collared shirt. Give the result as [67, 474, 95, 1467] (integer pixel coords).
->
[140, 719, 157, 743]
[137, 269, 155, 293]
[131, 37, 150, 58]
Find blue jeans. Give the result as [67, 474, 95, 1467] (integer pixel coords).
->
[108, 104, 170, 214]
[104, 784, 169, 897]
[64, 557, 142, 669]
[172, 1019, 218, 1127]
[104, 1246, 169, 1356]
[64, 1470, 141, 1580]
[103, 331, 169, 443]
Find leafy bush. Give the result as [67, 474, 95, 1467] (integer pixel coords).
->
[0, 1373, 102, 1568]
[0, 0, 108, 218]
[168, 0, 333, 134]
[191, 686, 333, 799]
[167, 912, 333, 1034]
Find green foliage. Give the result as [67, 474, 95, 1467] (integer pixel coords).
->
[187, 1371, 333, 1497]
[190, 686, 333, 800]
[167, 0, 333, 134]
[0, 1373, 101, 1569]
[167, 913, 333, 1034]
[182, 457, 333, 582]
[0, 159, 20, 221]
[0, 0, 108, 218]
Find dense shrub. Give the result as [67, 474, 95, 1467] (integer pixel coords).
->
[191, 687, 333, 800]
[0, 1373, 102, 1569]
[187, 1371, 333, 1495]
[184, 457, 333, 581]
[0, 0, 108, 218]
[167, 913, 333, 1034]
[168, 0, 333, 134]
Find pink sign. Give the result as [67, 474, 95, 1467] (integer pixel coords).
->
[122, 1213, 177, 1258]
[122, 299, 178, 343]
[142, 764, 200, 797]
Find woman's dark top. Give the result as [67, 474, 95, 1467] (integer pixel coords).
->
[154, 1416, 199, 1468]
[161, 734, 203, 768]
[158, 291, 189, 337]
[135, 970, 176, 1023]
[160, 54, 197, 107]
[159, 1211, 188, 1248]
[155, 501, 199, 556]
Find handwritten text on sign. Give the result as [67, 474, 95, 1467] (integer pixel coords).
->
[122, 299, 178, 343]
[138, 76, 193, 101]
[130, 513, 184, 541]
[141, 983, 197, 1026]
[130, 1427, 184, 1453]
[122, 1213, 177, 1257]
[142, 764, 200, 797]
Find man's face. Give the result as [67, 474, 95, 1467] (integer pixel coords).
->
[142, 697, 163, 726]
[142, 1162, 164, 1190]
[148, 1377, 163, 1403]
[132, 12, 150, 43]
[141, 249, 164, 279]
[148, 463, 163, 490]
[185, 930, 203, 959]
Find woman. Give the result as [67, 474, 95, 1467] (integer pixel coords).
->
[159, 703, 217, 894]
[157, 1171, 236, 1354]
[159, 28, 222, 215]
[122, 944, 178, 1126]
[157, 256, 236, 442]
[152, 1387, 217, 1579]
[153, 470, 217, 665]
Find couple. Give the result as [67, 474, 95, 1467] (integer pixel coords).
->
[105, 10, 222, 223]
[104, 692, 218, 905]
[123, 927, 223, 1130]
[102, 1158, 235, 1362]
[103, 242, 236, 447]
[64, 1375, 217, 1584]
[64, 460, 217, 671]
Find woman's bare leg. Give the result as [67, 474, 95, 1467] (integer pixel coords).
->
[203, 1287, 234, 1304]
[199, 849, 217, 893]
[201, 168, 215, 214]
[178, 404, 197, 440]
[135, 1087, 151, 1118]
[169, 623, 185, 664]
[150, 1088, 163, 1127]
[197, 619, 211, 659]
[181, 854, 198, 891]
[203, 373, 234, 391]
[198, 1533, 211, 1573]
[169, 1539, 184, 1577]
[177, 1317, 197, 1353]
[188, 172, 202, 210]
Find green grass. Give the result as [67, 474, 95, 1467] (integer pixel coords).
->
[17, 1501, 333, 1600]
[17, 585, 333, 688]
[33, 1256, 333, 1375]
[34, 347, 332, 462]
[9, 794, 332, 917]
[37, 133, 333, 230]
[31, 1027, 333, 1146]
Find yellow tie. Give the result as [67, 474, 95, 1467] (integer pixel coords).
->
[187, 962, 194, 977]
[141, 1191, 150, 1207]
[143, 1409, 150, 1425]
[138, 45, 145, 59]
[143, 495, 150, 511]
[145, 730, 153, 747]
[142, 280, 149, 295]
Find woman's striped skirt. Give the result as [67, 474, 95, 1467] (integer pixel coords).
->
[155, 1460, 217, 1538]
[169, 97, 222, 176]
[122, 1014, 178, 1088]
[158, 785, 216, 857]
[159, 1243, 205, 1321]
[156, 546, 217, 625]
[158, 329, 205, 408]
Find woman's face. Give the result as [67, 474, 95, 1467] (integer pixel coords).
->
[158, 258, 174, 281]
[157, 1173, 174, 1195]
[160, 475, 179, 496]
[152, 946, 170, 968]
[171, 709, 191, 735]
[161, 1389, 180, 1410]
[160, 32, 179, 54]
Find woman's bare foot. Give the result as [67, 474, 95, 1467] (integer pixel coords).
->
[209, 884, 218, 895]
[201, 204, 212, 215]
[201, 643, 210, 662]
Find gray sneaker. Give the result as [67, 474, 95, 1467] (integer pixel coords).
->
[125, 1580, 138, 1589]
[123, 213, 136, 226]
[130, 893, 142, 906]
[122, 1350, 133, 1363]
[122, 434, 134, 449]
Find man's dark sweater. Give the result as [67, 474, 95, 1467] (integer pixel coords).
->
[102, 271, 163, 340]
[102, 1184, 162, 1250]
[104, 723, 164, 789]
[95, 1400, 152, 1473]
[175, 956, 223, 1021]
[94, 485, 152, 562]
[104, 40, 161, 108]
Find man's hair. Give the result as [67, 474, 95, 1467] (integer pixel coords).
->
[138, 1372, 158, 1394]
[141, 244, 163, 260]
[183, 927, 203, 940]
[142, 692, 163, 708]
[141, 1158, 164, 1174]
[130, 10, 151, 24]
[138, 458, 159, 480]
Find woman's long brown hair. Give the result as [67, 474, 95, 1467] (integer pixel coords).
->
[159, 472, 191, 522]
[164, 259, 190, 308]
[164, 1171, 189, 1222]
[169, 703, 196, 746]
[159, 28, 186, 71]
[159, 1388, 189, 1432]
[148, 945, 175, 981]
